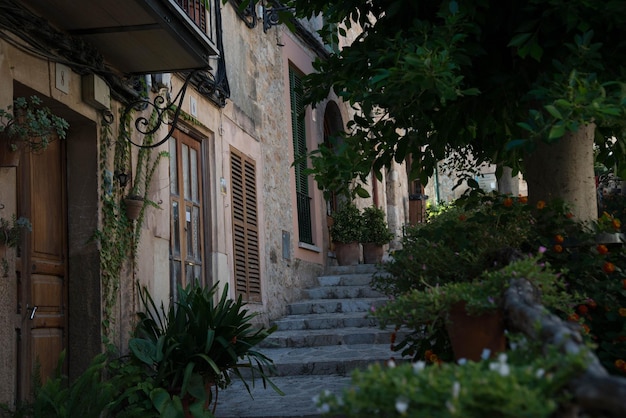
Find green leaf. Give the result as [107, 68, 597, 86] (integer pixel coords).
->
[507, 33, 533, 48]
[544, 105, 563, 120]
[505, 139, 528, 151]
[548, 124, 566, 141]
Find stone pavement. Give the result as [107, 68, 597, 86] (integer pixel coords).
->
[214, 264, 401, 418]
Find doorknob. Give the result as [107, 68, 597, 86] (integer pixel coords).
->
[27, 305, 38, 320]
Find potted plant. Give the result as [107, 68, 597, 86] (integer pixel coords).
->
[0, 215, 31, 248]
[329, 203, 363, 265]
[374, 254, 578, 362]
[128, 281, 281, 416]
[360, 206, 393, 264]
[0, 96, 69, 166]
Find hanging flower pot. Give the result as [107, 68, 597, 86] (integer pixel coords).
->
[124, 196, 144, 220]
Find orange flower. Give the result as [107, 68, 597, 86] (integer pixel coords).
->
[503, 197, 513, 207]
[568, 313, 580, 322]
[619, 308, 626, 317]
[603, 261, 616, 274]
[553, 244, 563, 253]
[577, 305, 589, 315]
[566, 212, 574, 219]
[536, 200, 546, 210]
[582, 324, 590, 334]
[429, 353, 439, 363]
[554, 234, 565, 244]
[613, 218, 622, 230]
[458, 214, 467, 222]
[597, 244, 609, 255]
[615, 359, 626, 371]
[424, 350, 433, 359]
[518, 196, 528, 204]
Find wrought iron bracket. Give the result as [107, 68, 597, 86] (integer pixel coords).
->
[262, 4, 294, 33]
[117, 68, 215, 149]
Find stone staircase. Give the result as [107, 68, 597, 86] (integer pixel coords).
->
[214, 264, 398, 418]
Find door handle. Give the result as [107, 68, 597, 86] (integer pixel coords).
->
[28, 305, 38, 320]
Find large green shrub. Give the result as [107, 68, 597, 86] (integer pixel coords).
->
[360, 206, 394, 245]
[329, 203, 362, 243]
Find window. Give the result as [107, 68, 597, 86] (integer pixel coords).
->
[169, 131, 205, 299]
[230, 148, 261, 302]
[289, 66, 314, 245]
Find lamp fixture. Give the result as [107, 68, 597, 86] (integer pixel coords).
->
[115, 170, 129, 188]
[235, 0, 294, 33]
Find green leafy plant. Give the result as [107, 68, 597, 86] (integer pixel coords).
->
[0, 96, 69, 152]
[314, 343, 587, 418]
[375, 254, 579, 363]
[0, 215, 31, 248]
[128, 281, 281, 415]
[329, 203, 362, 244]
[360, 206, 393, 245]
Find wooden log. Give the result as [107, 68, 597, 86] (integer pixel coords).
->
[504, 278, 626, 417]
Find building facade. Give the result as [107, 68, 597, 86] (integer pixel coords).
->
[0, 0, 411, 408]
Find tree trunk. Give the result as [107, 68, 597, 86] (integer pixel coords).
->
[497, 166, 520, 196]
[523, 124, 597, 222]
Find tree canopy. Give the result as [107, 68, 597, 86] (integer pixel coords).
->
[282, 0, 626, 200]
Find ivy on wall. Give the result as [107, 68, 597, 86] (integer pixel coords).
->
[94, 104, 168, 341]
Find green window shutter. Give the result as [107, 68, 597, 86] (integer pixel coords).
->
[289, 67, 313, 244]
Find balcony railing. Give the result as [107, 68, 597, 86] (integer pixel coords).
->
[175, 0, 217, 45]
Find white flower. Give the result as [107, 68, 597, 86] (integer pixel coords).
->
[412, 360, 426, 373]
[498, 363, 510, 377]
[457, 358, 467, 366]
[497, 353, 508, 364]
[452, 381, 461, 400]
[446, 400, 456, 414]
[317, 403, 330, 414]
[395, 396, 409, 415]
[535, 368, 545, 379]
[387, 359, 397, 368]
[481, 348, 491, 360]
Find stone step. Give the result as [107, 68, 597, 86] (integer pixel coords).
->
[325, 264, 380, 275]
[304, 285, 383, 300]
[214, 374, 352, 418]
[287, 297, 388, 315]
[252, 344, 396, 377]
[261, 326, 395, 348]
[272, 311, 378, 331]
[316, 273, 377, 287]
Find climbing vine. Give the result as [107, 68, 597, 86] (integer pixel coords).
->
[94, 102, 168, 341]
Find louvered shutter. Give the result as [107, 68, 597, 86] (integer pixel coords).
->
[289, 67, 314, 244]
[230, 148, 261, 302]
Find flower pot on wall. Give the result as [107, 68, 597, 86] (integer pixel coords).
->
[445, 301, 506, 361]
[334, 241, 360, 266]
[362, 243, 384, 264]
[124, 197, 143, 220]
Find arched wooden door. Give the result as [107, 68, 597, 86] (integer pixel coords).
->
[16, 135, 67, 400]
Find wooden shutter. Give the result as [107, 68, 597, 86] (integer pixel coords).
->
[230, 148, 261, 302]
[289, 66, 314, 244]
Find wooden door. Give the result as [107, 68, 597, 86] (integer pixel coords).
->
[16, 136, 67, 400]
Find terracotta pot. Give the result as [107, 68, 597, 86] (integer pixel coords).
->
[124, 197, 143, 220]
[445, 301, 506, 361]
[180, 383, 218, 417]
[362, 243, 384, 264]
[334, 241, 360, 266]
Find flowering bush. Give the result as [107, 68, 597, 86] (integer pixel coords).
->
[373, 192, 535, 296]
[314, 344, 587, 417]
[374, 190, 626, 373]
